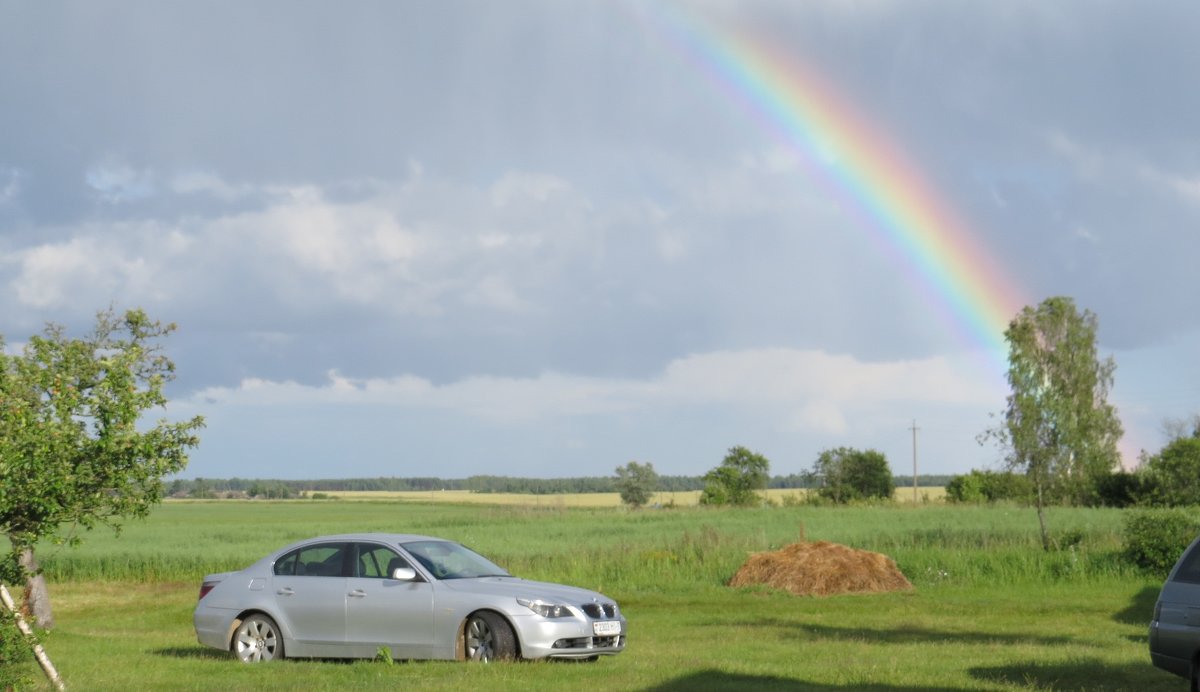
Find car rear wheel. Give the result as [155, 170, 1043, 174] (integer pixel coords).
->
[234, 614, 283, 662]
[464, 611, 516, 662]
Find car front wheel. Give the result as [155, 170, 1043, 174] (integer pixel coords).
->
[463, 611, 516, 662]
[233, 614, 283, 662]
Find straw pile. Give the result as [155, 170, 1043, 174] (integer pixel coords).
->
[728, 541, 913, 597]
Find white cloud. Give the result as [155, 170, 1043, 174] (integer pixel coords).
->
[9, 225, 187, 309]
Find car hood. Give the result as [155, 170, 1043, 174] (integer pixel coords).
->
[439, 577, 613, 605]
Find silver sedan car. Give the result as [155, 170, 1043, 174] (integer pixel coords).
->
[193, 533, 626, 663]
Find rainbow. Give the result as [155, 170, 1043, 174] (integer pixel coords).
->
[639, 6, 1147, 461]
[643, 6, 1026, 361]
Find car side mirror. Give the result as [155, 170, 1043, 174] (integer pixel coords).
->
[390, 566, 418, 581]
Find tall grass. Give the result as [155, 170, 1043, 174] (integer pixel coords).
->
[22, 500, 1141, 588]
[12, 499, 1177, 691]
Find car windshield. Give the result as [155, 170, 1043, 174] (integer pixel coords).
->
[401, 540, 511, 580]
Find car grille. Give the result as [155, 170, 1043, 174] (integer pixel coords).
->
[580, 603, 618, 619]
[552, 635, 625, 650]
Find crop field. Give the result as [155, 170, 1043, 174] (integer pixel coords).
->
[318, 487, 948, 506]
[6, 497, 1178, 690]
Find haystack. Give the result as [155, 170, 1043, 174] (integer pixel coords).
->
[728, 541, 912, 597]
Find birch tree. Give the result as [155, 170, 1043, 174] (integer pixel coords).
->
[990, 296, 1123, 550]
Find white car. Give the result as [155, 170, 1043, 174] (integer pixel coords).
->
[193, 533, 626, 662]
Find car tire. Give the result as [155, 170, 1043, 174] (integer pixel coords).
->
[233, 613, 284, 662]
[463, 611, 517, 662]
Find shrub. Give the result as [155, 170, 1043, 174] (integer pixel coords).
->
[1121, 509, 1200, 575]
[0, 609, 35, 690]
[1139, 437, 1200, 507]
[1093, 470, 1144, 508]
[945, 470, 1032, 504]
[945, 472, 986, 503]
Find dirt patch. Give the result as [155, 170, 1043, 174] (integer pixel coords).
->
[728, 541, 913, 596]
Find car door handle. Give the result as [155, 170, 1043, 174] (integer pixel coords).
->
[277, 587, 295, 596]
[348, 589, 366, 598]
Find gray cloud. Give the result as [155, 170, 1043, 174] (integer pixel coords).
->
[1, 1, 1196, 476]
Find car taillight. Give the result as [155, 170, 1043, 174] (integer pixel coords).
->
[198, 581, 217, 601]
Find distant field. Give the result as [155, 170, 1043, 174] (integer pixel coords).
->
[322, 486, 948, 507]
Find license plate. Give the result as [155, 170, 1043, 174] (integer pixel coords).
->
[593, 620, 621, 636]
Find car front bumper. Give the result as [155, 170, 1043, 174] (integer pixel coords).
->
[511, 614, 627, 660]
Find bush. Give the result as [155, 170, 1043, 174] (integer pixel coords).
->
[1121, 509, 1200, 575]
[1093, 470, 1144, 508]
[945, 470, 1032, 504]
[1139, 437, 1200, 507]
[0, 609, 35, 690]
[945, 472, 986, 503]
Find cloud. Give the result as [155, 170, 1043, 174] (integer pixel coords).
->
[85, 162, 156, 203]
[0, 167, 23, 205]
[8, 224, 190, 310]
[185, 347, 998, 436]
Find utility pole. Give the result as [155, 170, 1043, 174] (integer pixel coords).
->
[910, 419, 919, 504]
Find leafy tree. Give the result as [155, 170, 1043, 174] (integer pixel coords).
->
[699, 446, 770, 506]
[1139, 432, 1200, 507]
[614, 461, 658, 509]
[0, 309, 204, 628]
[811, 447, 894, 503]
[983, 296, 1123, 550]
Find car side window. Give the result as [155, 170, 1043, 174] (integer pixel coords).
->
[274, 543, 349, 577]
[355, 543, 408, 579]
[1172, 539, 1200, 584]
[274, 551, 299, 576]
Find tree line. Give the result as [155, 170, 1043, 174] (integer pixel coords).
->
[166, 472, 957, 498]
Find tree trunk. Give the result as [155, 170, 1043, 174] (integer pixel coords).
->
[1035, 482, 1050, 552]
[19, 548, 54, 630]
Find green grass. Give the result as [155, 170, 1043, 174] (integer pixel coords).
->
[6, 500, 1182, 690]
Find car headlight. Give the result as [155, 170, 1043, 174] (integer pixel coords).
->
[517, 598, 574, 618]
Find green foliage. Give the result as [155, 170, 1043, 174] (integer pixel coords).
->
[945, 470, 1033, 504]
[811, 447, 894, 503]
[0, 606, 35, 690]
[614, 461, 658, 509]
[246, 481, 294, 499]
[1121, 509, 1200, 575]
[1139, 435, 1200, 507]
[1093, 470, 1145, 508]
[0, 308, 204, 623]
[699, 446, 769, 506]
[986, 296, 1123, 549]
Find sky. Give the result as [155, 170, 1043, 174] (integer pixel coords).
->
[1, 1, 1198, 481]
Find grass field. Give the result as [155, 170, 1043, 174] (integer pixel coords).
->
[6, 497, 1179, 690]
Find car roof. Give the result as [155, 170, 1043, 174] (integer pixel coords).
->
[285, 533, 450, 546]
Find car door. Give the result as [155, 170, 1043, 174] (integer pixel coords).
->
[344, 542, 436, 659]
[271, 542, 350, 654]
